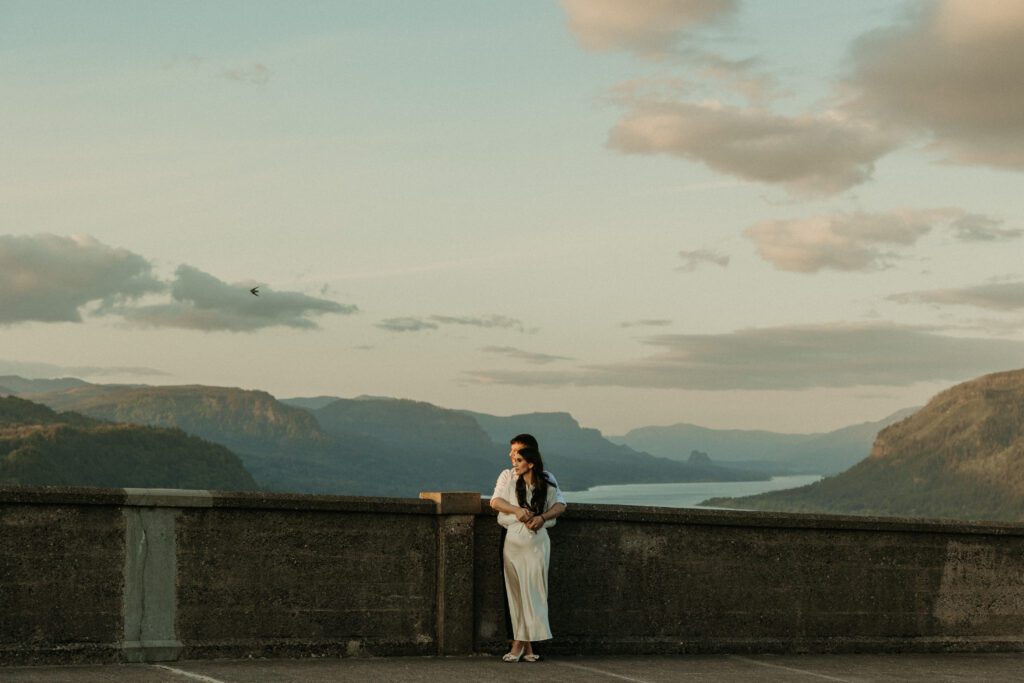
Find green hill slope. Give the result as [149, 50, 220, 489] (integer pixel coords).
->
[0, 396, 257, 490]
[24, 384, 407, 495]
[705, 369, 1024, 521]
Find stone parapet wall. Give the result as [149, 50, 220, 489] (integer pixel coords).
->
[480, 505, 1024, 654]
[3, 486, 1024, 665]
[0, 487, 440, 665]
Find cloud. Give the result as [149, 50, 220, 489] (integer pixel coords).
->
[560, 0, 737, 59]
[744, 209, 957, 273]
[0, 234, 163, 325]
[621, 319, 672, 328]
[467, 322, 1024, 390]
[677, 249, 729, 272]
[377, 314, 531, 333]
[220, 63, 271, 85]
[481, 346, 573, 365]
[377, 317, 439, 333]
[0, 359, 167, 378]
[0, 235, 355, 332]
[608, 100, 898, 195]
[889, 282, 1024, 312]
[951, 214, 1022, 242]
[694, 53, 778, 106]
[608, 54, 778, 109]
[956, 317, 1024, 336]
[848, 0, 1024, 168]
[429, 314, 528, 332]
[116, 265, 355, 331]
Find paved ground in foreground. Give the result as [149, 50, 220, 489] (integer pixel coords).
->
[3, 654, 1024, 682]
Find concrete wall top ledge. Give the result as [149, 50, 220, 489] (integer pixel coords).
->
[0, 485, 127, 507]
[510, 500, 1024, 537]
[4, 485, 1024, 536]
[0, 486, 435, 515]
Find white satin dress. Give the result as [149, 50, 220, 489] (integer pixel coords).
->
[495, 474, 558, 642]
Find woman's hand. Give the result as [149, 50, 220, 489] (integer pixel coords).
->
[515, 507, 532, 523]
[525, 514, 545, 531]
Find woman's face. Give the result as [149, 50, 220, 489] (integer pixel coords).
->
[508, 442, 525, 467]
[512, 453, 532, 477]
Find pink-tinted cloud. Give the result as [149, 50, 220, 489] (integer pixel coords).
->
[560, 0, 737, 59]
[609, 100, 898, 196]
[849, 0, 1024, 168]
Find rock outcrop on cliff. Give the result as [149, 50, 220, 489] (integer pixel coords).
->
[705, 368, 1024, 521]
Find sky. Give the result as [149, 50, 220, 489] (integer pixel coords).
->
[3, 0, 1024, 435]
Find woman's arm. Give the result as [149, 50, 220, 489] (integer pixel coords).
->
[496, 512, 519, 529]
[489, 469, 531, 521]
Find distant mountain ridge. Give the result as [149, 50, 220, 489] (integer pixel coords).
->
[313, 397, 500, 490]
[705, 369, 1024, 522]
[611, 408, 918, 475]
[18, 378, 770, 495]
[30, 384, 334, 453]
[0, 376, 92, 395]
[461, 409, 758, 487]
[280, 396, 343, 411]
[22, 384, 408, 495]
[10, 374, 924, 498]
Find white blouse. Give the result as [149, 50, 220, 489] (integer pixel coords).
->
[491, 468, 567, 505]
[493, 472, 559, 530]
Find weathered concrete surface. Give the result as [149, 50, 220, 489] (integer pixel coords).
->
[0, 487, 442, 664]
[4, 654, 1024, 682]
[6, 486, 1024, 665]
[424, 492, 479, 655]
[122, 507, 180, 663]
[174, 505, 438, 660]
[476, 502, 1024, 654]
[0, 500, 124, 665]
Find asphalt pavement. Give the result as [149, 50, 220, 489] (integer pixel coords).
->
[2, 654, 1024, 682]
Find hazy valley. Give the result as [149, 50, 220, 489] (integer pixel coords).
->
[9, 369, 1024, 523]
[3, 375, 817, 497]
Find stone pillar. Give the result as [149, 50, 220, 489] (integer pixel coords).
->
[419, 492, 480, 655]
[121, 488, 212, 663]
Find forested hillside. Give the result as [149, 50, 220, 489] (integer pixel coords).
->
[0, 396, 257, 490]
[23, 381, 765, 495]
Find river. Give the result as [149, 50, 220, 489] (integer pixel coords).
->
[561, 475, 822, 509]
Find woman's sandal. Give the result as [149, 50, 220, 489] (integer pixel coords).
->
[523, 653, 541, 662]
[502, 650, 523, 663]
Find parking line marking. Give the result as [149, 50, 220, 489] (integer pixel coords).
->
[554, 661, 656, 682]
[153, 664, 232, 683]
[729, 656, 855, 682]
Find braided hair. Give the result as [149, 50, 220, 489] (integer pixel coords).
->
[514, 446, 551, 517]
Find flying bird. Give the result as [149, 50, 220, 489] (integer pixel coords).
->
[250, 286, 260, 296]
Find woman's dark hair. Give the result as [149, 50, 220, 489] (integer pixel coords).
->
[514, 446, 550, 516]
[510, 433, 539, 449]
